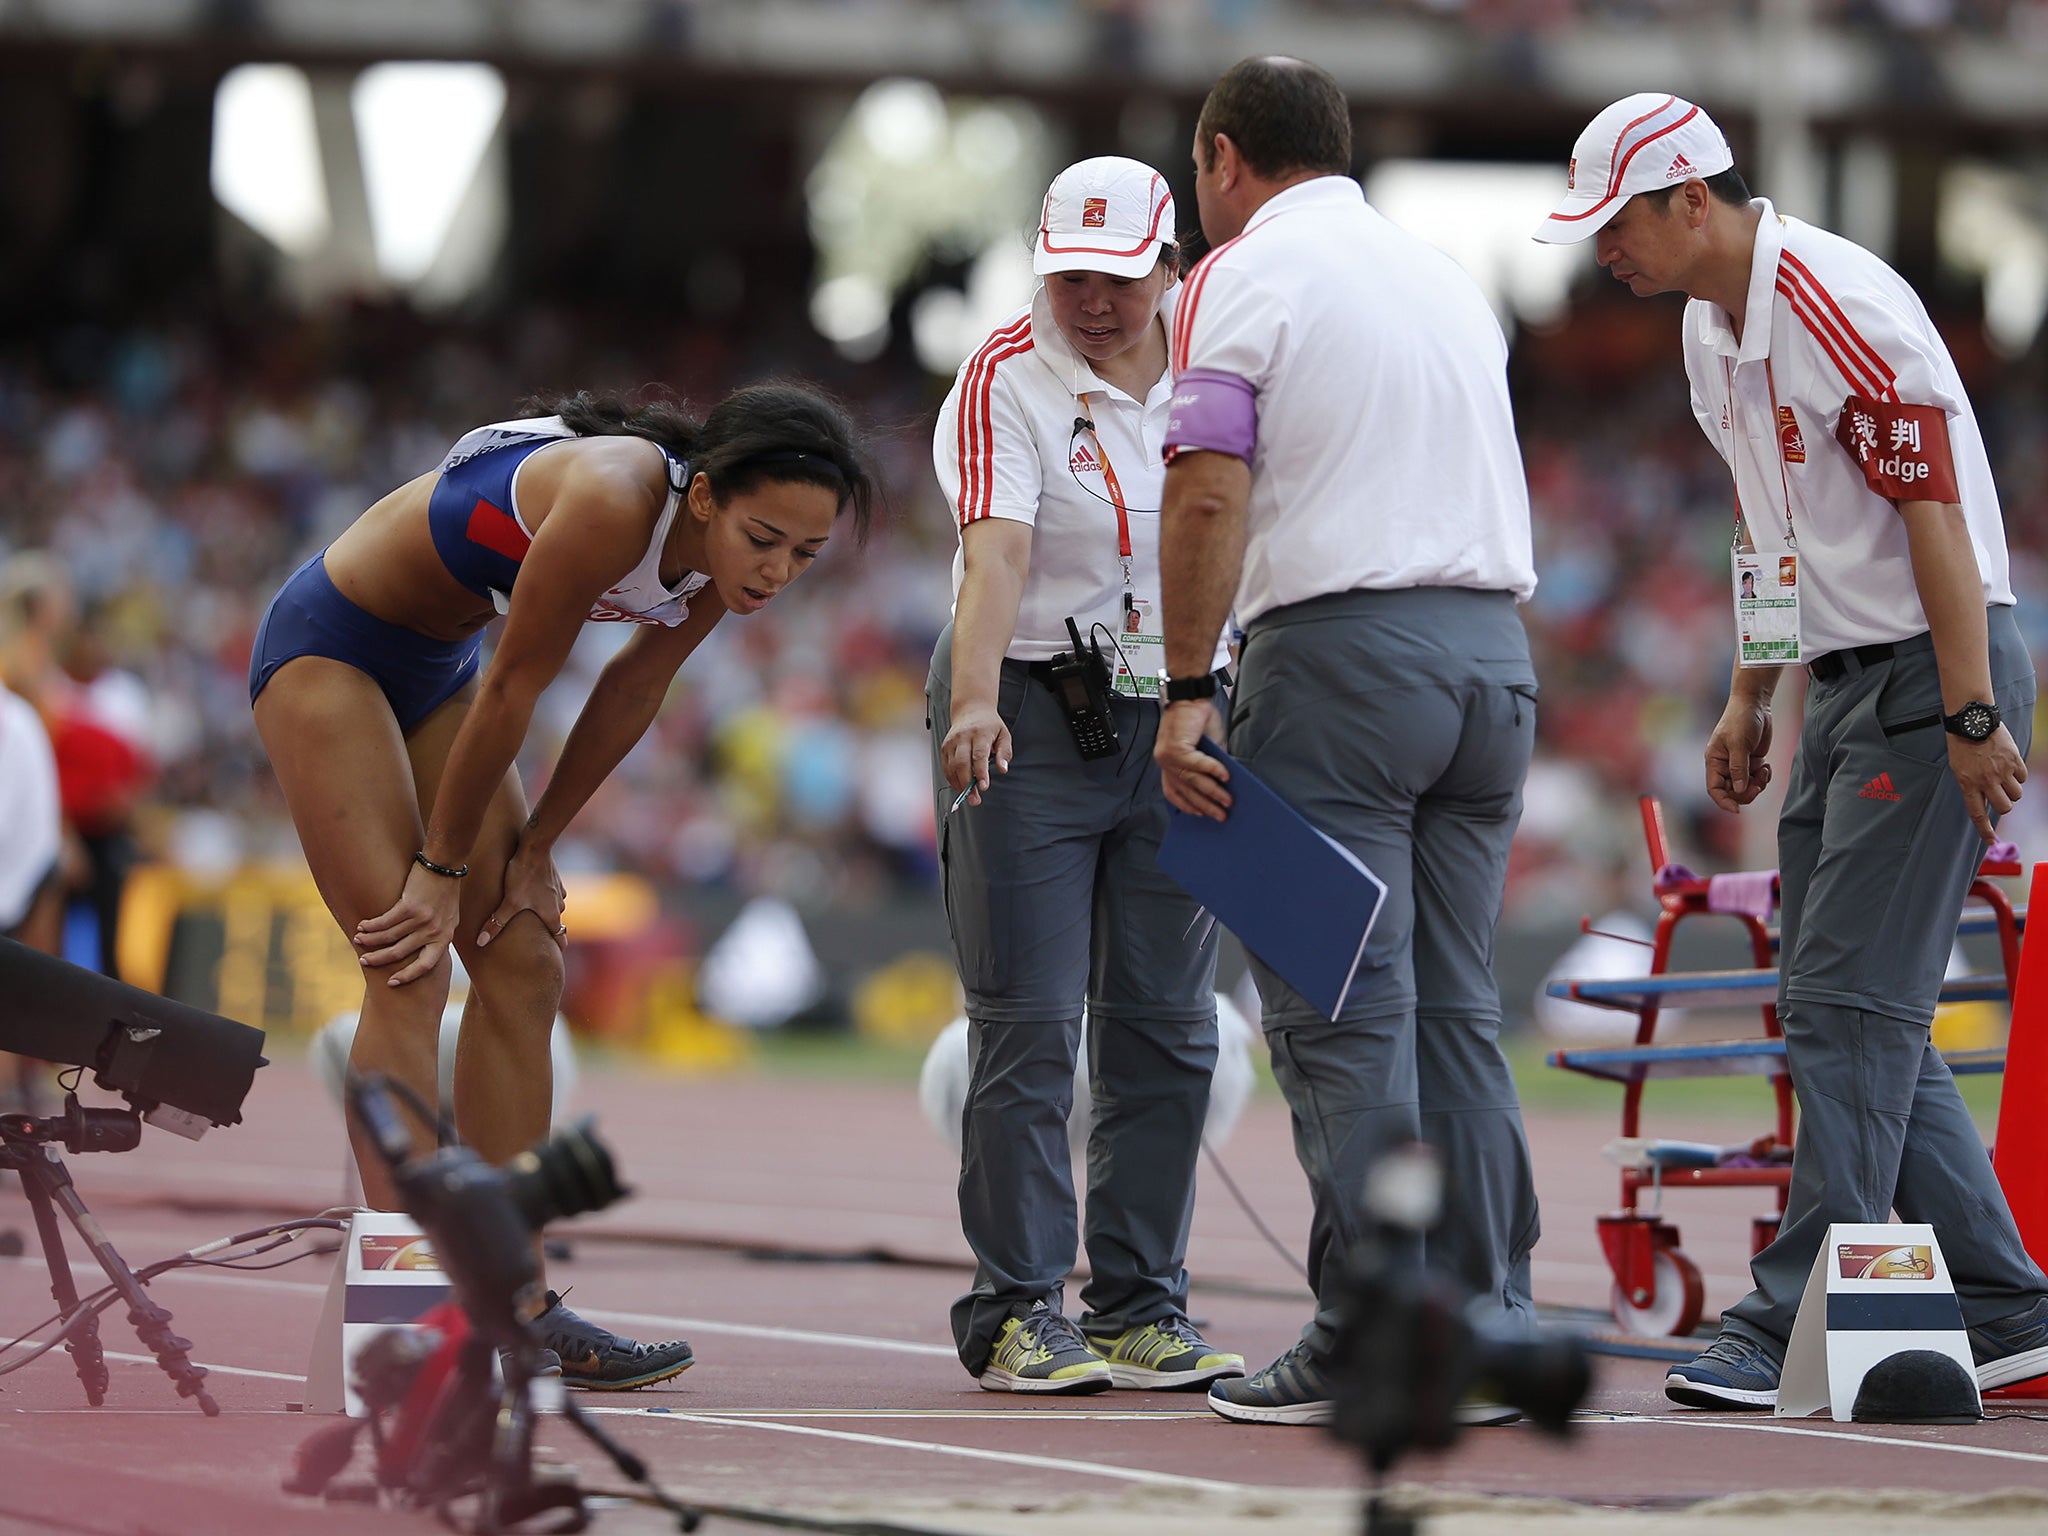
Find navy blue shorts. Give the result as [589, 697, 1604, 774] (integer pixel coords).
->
[249, 555, 481, 735]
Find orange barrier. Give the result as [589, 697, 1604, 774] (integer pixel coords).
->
[1995, 861, 2048, 1271]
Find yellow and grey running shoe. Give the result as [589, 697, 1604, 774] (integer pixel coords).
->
[1088, 1316, 1246, 1391]
[980, 1302, 1114, 1394]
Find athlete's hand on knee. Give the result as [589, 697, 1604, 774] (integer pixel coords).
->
[478, 837, 566, 948]
[355, 864, 461, 985]
[942, 701, 1011, 806]
[1155, 699, 1230, 821]
[1706, 701, 1774, 813]
[1949, 724, 2027, 843]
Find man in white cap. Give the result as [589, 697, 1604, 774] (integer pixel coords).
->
[1156, 57, 1542, 1426]
[1536, 94, 2048, 1409]
[928, 155, 1244, 1397]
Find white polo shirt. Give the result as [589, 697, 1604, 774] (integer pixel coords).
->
[935, 283, 1231, 669]
[0, 686, 60, 932]
[1168, 176, 1537, 627]
[1682, 199, 2013, 659]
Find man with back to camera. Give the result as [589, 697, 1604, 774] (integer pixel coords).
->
[1154, 55, 1543, 1426]
[1534, 93, 2048, 1408]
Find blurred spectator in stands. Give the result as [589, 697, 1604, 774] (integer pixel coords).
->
[54, 609, 156, 976]
[1, 554, 153, 974]
[0, 280, 2040, 947]
[0, 675, 63, 1114]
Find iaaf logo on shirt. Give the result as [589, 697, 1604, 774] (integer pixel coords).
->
[1069, 441, 1102, 474]
[1082, 198, 1108, 229]
[1778, 405, 1806, 463]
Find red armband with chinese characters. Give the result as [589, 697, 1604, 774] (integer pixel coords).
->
[1833, 397, 1959, 503]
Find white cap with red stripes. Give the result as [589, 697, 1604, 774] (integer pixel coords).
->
[1532, 94, 1734, 245]
[1033, 156, 1176, 279]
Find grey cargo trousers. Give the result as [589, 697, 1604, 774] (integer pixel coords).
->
[928, 626, 1222, 1375]
[1723, 606, 2048, 1354]
[1230, 587, 1542, 1360]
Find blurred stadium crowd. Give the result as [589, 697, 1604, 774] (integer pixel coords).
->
[6, 278, 2045, 942]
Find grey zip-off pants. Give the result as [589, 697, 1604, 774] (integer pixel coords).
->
[1230, 586, 1542, 1360]
[1723, 605, 2048, 1355]
[928, 626, 1222, 1375]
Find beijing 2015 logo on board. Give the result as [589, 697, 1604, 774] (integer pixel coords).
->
[359, 1234, 442, 1272]
[1837, 1243, 1934, 1281]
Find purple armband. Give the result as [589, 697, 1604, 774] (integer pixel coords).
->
[1163, 369, 1257, 464]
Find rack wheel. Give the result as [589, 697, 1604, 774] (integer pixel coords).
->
[1609, 1247, 1705, 1337]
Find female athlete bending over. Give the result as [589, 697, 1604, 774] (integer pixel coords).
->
[251, 384, 874, 1386]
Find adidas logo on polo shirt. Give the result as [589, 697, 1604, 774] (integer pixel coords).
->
[1069, 442, 1101, 474]
[1667, 152, 1695, 179]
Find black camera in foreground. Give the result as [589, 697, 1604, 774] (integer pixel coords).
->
[1326, 1147, 1592, 1536]
[349, 1077, 627, 1349]
[287, 1079, 699, 1533]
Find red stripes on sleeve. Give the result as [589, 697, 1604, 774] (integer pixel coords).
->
[953, 316, 1033, 527]
[1776, 252, 1898, 402]
[1170, 232, 1249, 376]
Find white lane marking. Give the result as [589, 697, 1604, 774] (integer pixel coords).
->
[1614, 1414, 2048, 1466]
[606, 1409, 1261, 1495]
[2, 1417, 303, 1425]
[102, 1350, 307, 1383]
[0, 1336, 308, 1385]
[584, 1307, 955, 1359]
[640, 1409, 1214, 1421]
[3, 1259, 957, 1362]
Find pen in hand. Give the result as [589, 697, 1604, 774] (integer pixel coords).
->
[948, 785, 974, 816]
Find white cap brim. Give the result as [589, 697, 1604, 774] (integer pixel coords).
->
[1532, 191, 1625, 246]
[1032, 237, 1167, 280]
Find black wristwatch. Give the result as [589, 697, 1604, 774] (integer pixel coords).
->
[1943, 700, 2002, 743]
[1164, 672, 1219, 703]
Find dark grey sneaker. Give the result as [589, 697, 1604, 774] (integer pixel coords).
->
[1972, 1295, 2048, 1390]
[535, 1291, 694, 1391]
[1665, 1332, 1780, 1410]
[1206, 1339, 1335, 1425]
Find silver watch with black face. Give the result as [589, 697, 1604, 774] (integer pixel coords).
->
[1943, 700, 2001, 743]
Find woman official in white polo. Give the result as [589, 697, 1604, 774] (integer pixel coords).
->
[927, 157, 1242, 1396]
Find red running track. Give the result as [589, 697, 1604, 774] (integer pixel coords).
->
[4, 1057, 2047, 1535]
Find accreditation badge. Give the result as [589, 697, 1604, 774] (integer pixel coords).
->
[1111, 597, 1165, 698]
[1733, 549, 1800, 667]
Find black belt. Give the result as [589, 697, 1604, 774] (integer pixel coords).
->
[1023, 660, 1234, 689]
[1807, 642, 1899, 683]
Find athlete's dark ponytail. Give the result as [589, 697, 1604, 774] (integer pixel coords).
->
[542, 383, 878, 545]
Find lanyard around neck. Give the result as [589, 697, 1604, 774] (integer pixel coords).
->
[1723, 354, 1800, 550]
[1075, 395, 1134, 583]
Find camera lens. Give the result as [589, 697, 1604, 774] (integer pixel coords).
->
[502, 1118, 628, 1230]
[68, 1106, 142, 1155]
[1469, 1334, 1591, 1436]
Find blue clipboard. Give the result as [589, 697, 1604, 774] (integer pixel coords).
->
[1155, 739, 1389, 1022]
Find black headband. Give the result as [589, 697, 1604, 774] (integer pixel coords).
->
[749, 448, 845, 479]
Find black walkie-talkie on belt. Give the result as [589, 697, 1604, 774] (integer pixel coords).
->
[1048, 616, 1119, 761]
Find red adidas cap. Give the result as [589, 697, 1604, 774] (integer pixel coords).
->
[1532, 93, 1734, 245]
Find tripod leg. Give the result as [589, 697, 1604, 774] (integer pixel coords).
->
[29, 1150, 218, 1416]
[558, 1394, 703, 1532]
[19, 1149, 109, 1408]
